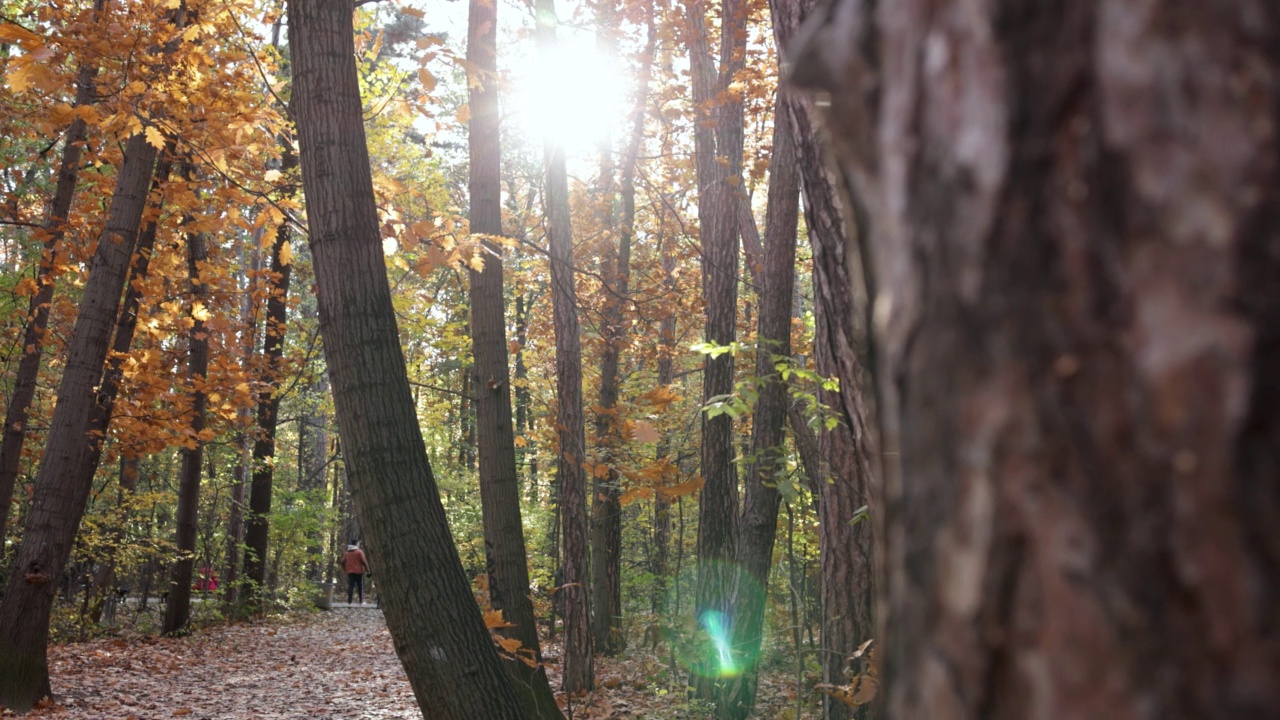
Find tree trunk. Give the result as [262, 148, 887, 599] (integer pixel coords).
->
[87, 454, 141, 624]
[792, 2, 1280, 717]
[0, 127, 161, 712]
[241, 142, 296, 612]
[0, 0, 109, 544]
[685, 0, 747, 694]
[721, 91, 801, 719]
[223, 244, 260, 607]
[163, 162, 210, 636]
[287, 0, 527, 715]
[466, 0, 561, 712]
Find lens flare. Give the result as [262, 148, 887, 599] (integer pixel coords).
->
[698, 609, 740, 677]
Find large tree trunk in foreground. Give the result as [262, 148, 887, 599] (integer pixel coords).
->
[792, 2, 1280, 717]
[0, 129, 160, 713]
[466, 0, 561, 712]
[0, 0, 109, 544]
[535, 0, 594, 694]
[721, 91, 801, 719]
[287, 0, 525, 716]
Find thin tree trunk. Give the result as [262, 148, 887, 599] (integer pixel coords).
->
[163, 161, 210, 636]
[0, 0, 109, 543]
[722, 91, 801, 719]
[793, 1, 1280, 717]
[287, 0, 527, 714]
[223, 244, 260, 607]
[535, 0, 594, 693]
[241, 141, 296, 613]
[0, 126, 164, 712]
[466, 0, 561, 711]
[87, 454, 140, 624]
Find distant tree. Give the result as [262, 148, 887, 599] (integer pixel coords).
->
[793, 1, 1280, 717]
[287, 0, 526, 715]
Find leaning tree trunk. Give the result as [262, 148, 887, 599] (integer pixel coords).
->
[465, 0, 561, 712]
[163, 163, 210, 636]
[535, 0, 594, 693]
[791, 1, 1280, 718]
[287, 0, 526, 716]
[0, 0, 109, 544]
[241, 141, 296, 613]
[0, 128, 161, 712]
[722, 90, 801, 719]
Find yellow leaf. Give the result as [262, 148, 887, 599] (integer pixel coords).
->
[191, 302, 211, 321]
[496, 635, 523, 654]
[13, 277, 38, 297]
[279, 240, 293, 267]
[6, 56, 59, 93]
[144, 125, 165, 150]
[619, 487, 653, 507]
[468, 252, 485, 272]
[128, 80, 147, 95]
[263, 169, 283, 183]
[514, 435, 528, 448]
[455, 103, 470, 124]
[0, 23, 41, 45]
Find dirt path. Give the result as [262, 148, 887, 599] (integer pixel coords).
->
[3, 610, 420, 719]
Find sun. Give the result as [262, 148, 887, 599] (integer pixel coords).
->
[508, 35, 627, 155]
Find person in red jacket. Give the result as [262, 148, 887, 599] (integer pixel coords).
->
[341, 540, 371, 604]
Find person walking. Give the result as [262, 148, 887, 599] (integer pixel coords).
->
[341, 539, 371, 604]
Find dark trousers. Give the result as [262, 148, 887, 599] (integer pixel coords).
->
[347, 573, 364, 603]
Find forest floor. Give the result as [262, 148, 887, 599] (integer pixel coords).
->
[1, 608, 809, 719]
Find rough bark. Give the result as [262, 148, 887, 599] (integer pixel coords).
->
[0, 128, 160, 712]
[684, 0, 747, 692]
[535, 0, 594, 693]
[792, 1, 1280, 717]
[0, 0, 108, 543]
[287, 0, 526, 715]
[163, 164, 210, 636]
[466, 0, 561, 711]
[721, 91, 801, 719]
[241, 142, 296, 612]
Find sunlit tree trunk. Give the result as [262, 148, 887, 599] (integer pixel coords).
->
[722, 91, 801, 719]
[0, 0, 109, 544]
[164, 161, 210, 636]
[685, 0, 747, 695]
[223, 246, 260, 607]
[535, 0, 594, 693]
[793, 1, 1280, 717]
[0, 125, 163, 712]
[287, 0, 527, 715]
[241, 142, 296, 612]
[466, 0, 562, 712]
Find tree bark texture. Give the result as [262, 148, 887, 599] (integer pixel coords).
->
[685, 0, 747, 693]
[721, 90, 801, 719]
[791, 1, 1280, 717]
[466, 0, 561, 712]
[242, 143, 296, 611]
[535, 0, 595, 693]
[0, 130, 159, 713]
[164, 167, 210, 636]
[0, 0, 109, 544]
[287, 1, 526, 715]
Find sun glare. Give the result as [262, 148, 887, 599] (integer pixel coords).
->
[509, 35, 627, 155]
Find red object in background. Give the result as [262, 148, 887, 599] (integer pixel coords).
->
[194, 566, 219, 592]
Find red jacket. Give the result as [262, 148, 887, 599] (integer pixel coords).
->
[342, 547, 369, 574]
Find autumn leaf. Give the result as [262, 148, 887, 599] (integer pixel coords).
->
[631, 419, 660, 444]
[418, 68, 437, 92]
[482, 609, 514, 629]
[279, 241, 293, 267]
[455, 103, 471, 124]
[144, 126, 166, 151]
[402, 6, 425, 17]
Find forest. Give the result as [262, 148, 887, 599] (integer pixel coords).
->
[0, 0, 1277, 718]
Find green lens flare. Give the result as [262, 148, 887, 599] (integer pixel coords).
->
[698, 609, 740, 677]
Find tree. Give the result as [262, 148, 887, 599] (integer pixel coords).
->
[0, 0, 108, 544]
[722, 91, 800, 719]
[534, 0, 594, 694]
[685, 0, 747, 693]
[0, 127, 162, 712]
[286, 0, 527, 716]
[163, 160, 210, 636]
[465, 0, 561, 712]
[792, 1, 1280, 716]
